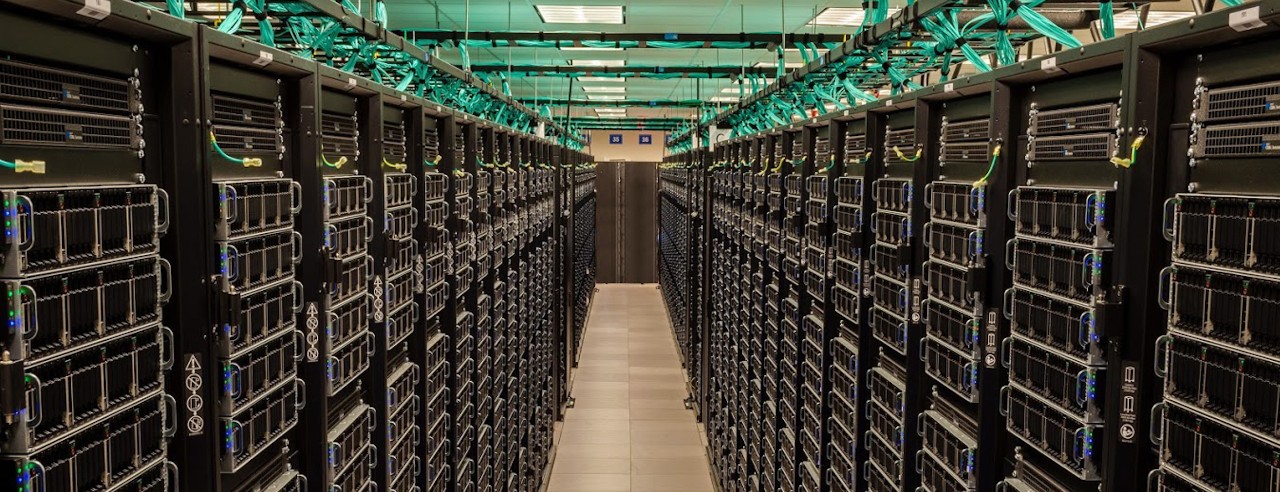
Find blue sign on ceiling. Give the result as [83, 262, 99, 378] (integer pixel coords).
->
[609, 134, 623, 145]
[639, 134, 653, 145]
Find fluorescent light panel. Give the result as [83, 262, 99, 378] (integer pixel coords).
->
[535, 5, 625, 24]
[595, 108, 627, 113]
[808, 7, 901, 27]
[582, 86, 626, 93]
[561, 47, 624, 51]
[586, 95, 626, 100]
[570, 59, 625, 67]
[595, 114, 627, 119]
[578, 76, 626, 82]
[709, 96, 739, 103]
[754, 61, 803, 69]
[1112, 10, 1194, 29]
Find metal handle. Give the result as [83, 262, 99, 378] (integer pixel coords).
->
[915, 450, 924, 474]
[1075, 369, 1091, 406]
[968, 230, 982, 261]
[387, 387, 399, 412]
[362, 176, 375, 203]
[227, 362, 243, 398]
[165, 461, 179, 491]
[156, 325, 175, 370]
[221, 185, 239, 224]
[1157, 266, 1174, 311]
[1084, 192, 1099, 229]
[291, 231, 303, 264]
[1161, 197, 1177, 242]
[290, 181, 303, 214]
[1006, 188, 1019, 221]
[158, 258, 174, 303]
[922, 182, 934, 211]
[1003, 288, 1015, 320]
[367, 445, 378, 469]
[1005, 239, 1017, 270]
[1149, 402, 1166, 445]
[292, 281, 304, 313]
[387, 454, 399, 477]
[28, 460, 46, 492]
[1001, 337, 1012, 368]
[864, 398, 873, 420]
[1073, 427, 1088, 461]
[999, 386, 1011, 416]
[1153, 335, 1173, 379]
[921, 222, 933, 248]
[155, 188, 171, 235]
[919, 337, 928, 362]
[15, 195, 33, 252]
[329, 442, 345, 472]
[366, 331, 376, 357]
[295, 378, 306, 409]
[224, 244, 240, 282]
[970, 185, 984, 214]
[920, 261, 931, 288]
[364, 215, 376, 243]
[1082, 252, 1097, 288]
[293, 330, 304, 361]
[387, 421, 400, 445]
[24, 373, 42, 426]
[1079, 311, 1095, 349]
[162, 394, 178, 438]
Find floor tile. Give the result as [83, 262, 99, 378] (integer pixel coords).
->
[551, 458, 632, 474]
[630, 473, 714, 491]
[547, 473, 631, 492]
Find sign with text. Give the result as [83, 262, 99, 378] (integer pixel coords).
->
[609, 134, 623, 145]
[639, 134, 653, 145]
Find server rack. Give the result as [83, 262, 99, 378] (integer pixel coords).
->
[1142, 7, 1280, 492]
[667, 5, 1280, 492]
[0, 9, 176, 492]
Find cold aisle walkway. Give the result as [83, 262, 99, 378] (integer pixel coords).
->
[547, 284, 714, 492]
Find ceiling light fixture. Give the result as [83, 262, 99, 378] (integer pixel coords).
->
[578, 76, 626, 83]
[753, 61, 803, 69]
[582, 86, 626, 93]
[709, 96, 740, 103]
[535, 5, 625, 24]
[586, 95, 626, 100]
[570, 59, 625, 67]
[1111, 10, 1194, 29]
[561, 47, 625, 52]
[808, 7, 902, 26]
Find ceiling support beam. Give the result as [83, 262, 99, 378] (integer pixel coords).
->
[520, 98, 712, 108]
[473, 65, 773, 76]
[397, 30, 852, 48]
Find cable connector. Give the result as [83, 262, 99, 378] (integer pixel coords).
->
[322, 155, 348, 169]
[893, 145, 923, 162]
[13, 159, 46, 174]
[1110, 129, 1147, 168]
[241, 157, 263, 168]
[383, 158, 407, 171]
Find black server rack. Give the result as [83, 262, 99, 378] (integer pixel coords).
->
[0, 3, 595, 491]
[666, 5, 1280, 492]
[0, 9, 176, 492]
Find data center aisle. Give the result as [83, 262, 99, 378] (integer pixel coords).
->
[547, 284, 715, 492]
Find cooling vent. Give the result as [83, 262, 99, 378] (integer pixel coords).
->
[0, 103, 138, 149]
[943, 118, 991, 142]
[1029, 103, 1118, 136]
[940, 141, 989, 163]
[0, 59, 135, 113]
[384, 122, 407, 164]
[1028, 133, 1117, 161]
[212, 94, 279, 128]
[321, 112, 359, 159]
[1197, 79, 1280, 122]
[845, 134, 867, 160]
[423, 127, 440, 163]
[1193, 121, 1280, 158]
[885, 127, 915, 148]
[212, 125, 281, 155]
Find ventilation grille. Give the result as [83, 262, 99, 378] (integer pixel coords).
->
[423, 127, 440, 163]
[0, 103, 137, 149]
[0, 59, 134, 113]
[814, 136, 831, 166]
[321, 112, 359, 159]
[212, 94, 279, 129]
[943, 118, 991, 142]
[1198, 79, 1280, 122]
[1028, 133, 1116, 161]
[213, 125, 281, 155]
[941, 141, 989, 163]
[845, 134, 867, 161]
[885, 127, 915, 149]
[1029, 103, 1118, 136]
[384, 122, 407, 164]
[1194, 121, 1280, 158]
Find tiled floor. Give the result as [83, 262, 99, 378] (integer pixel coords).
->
[547, 284, 714, 492]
